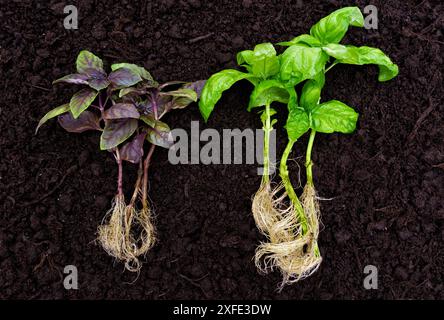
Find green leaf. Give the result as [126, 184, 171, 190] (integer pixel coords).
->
[157, 88, 199, 112]
[300, 72, 325, 111]
[310, 7, 364, 44]
[35, 104, 70, 134]
[280, 45, 328, 84]
[53, 74, 89, 85]
[286, 107, 310, 141]
[69, 88, 98, 119]
[119, 87, 144, 98]
[76, 50, 104, 73]
[140, 114, 156, 128]
[140, 114, 157, 128]
[310, 100, 359, 133]
[237, 43, 280, 79]
[146, 120, 173, 149]
[199, 69, 256, 122]
[248, 79, 289, 111]
[322, 44, 399, 81]
[58, 110, 101, 133]
[108, 68, 143, 87]
[277, 34, 322, 47]
[284, 87, 309, 140]
[100, 119, 138, 150]
[103, 103, 140, 119]
[161, 88, 197, 101]
[111, 63, 156, 84]
[259, 107, 277, 125]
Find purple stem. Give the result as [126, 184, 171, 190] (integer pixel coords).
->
[115, 148, 123, 196]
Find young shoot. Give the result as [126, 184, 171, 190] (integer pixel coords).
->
[37, 50, 205, 271]
[199, 6, 399, 287]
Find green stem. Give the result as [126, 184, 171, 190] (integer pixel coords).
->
[325, 60, 338, 73]
[280, 139, 308, 234]
[306, 129, 316, 186]
[262, 103, 272, 184]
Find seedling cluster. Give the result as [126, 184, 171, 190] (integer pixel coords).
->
[37, 51, 204, 271]
[38, 7, 398, 284]
[199, 7, 398, 286]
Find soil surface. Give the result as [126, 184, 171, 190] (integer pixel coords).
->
[1, 0, 443, 299]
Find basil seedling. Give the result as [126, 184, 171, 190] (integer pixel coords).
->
[199, 6, 398, 287]
[37, 51, 205, 271]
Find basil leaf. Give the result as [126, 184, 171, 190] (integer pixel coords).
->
[146, 120, 173, 149]
[69, 88, 98, 119]
[199, 69, 256, 122]
[53, 74, 89, 85]
[108, 68, 143, 87]
[277, 34, 322, 47]
[183, 80, 207, 99]
[103, 103, 140, 120]
[35, 103, 70, 134]
[76, 50, 104, 73]
[283, 87, 309, 140]
[280, 44, 328, 84]
[322, 44, 399, 82]
[237, 43, 280, 79]
[311, 100, 359, 133]
[299, 72, 325, 111]
[83, 68, 110, 91]
[100, 118, 138, 150]
[286, 107, 310, 141]
[120, 132, 146, 164]
[140, 114, 156, 128]
[310, 7, 364, 44]
[248, 79, 289, 111]
[58, 110, 101, 133]
[111, 63, 156, 84]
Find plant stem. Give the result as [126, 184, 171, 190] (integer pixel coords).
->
[129, 161, 144, 207]
[152, 93, 159, 120]
[142, 144, 156, 208]
[306, 129, 317, 186]
[115, 148, 123, 197]
[280, 139, 308, 234]
[262, 103, 272, 184]
[325, 60, 338, 73]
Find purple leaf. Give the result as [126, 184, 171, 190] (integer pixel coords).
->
[183, 80, 207, 98]
[69, 88, 98, 118]
[146, 120, 173, 149]
[103, 103, 140, 120]
[135, 99, 153, 115]
[100, 118, 138, 150]
[58, 110, 101, 133]
[158, 81, 186, 90]
[108, 68, 142, 87]
[84, 68, 110, 91]
[120, 133, 146, 163]
[76, 50, 104, 73]
[157, 95, 174, 117]
[53, 73, 89, 85]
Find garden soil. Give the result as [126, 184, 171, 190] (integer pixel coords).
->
[0, 0, 443, 299]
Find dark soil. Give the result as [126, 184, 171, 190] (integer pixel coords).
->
[1, 0, 443, 299]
